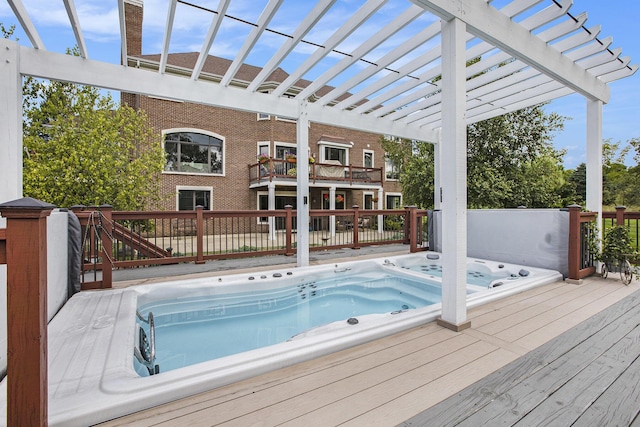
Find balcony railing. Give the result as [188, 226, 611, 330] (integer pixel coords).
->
[249, 159, 383, 185]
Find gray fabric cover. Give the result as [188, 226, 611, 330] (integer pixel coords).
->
[67, 210, 82, 296]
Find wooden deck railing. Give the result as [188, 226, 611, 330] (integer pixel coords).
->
[74, 205, 429, 289]
[568, 205, 640, 281]
[602, 206, 640, 251]
[249, 159, 383, 185]
[567, 205, 598, 281]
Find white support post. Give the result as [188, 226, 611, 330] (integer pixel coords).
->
[377, 187, 384, 234]
[0, 40, 23, 204]
[438, 17, 470, 331]
[433, 136, 442, 210]
[296, 100, 310, 267]
[586, 99, 603, 243]
[268, 182, 276, 241]
[329, 186, 336, 236]
[0, 39, 22, 384]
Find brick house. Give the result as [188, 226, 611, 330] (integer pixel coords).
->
[122, 0, 403, 219]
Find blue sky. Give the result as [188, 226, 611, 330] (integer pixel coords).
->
[1, 0, 638, 169]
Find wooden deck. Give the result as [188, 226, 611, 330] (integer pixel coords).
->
[97, 276, 639, 427]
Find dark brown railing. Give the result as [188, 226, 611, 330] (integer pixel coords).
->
[75, 205, 429, 289]
[568, 205, 597, 280]
[602, 206, 640, 251]
[249, 159, 383, 185]
[568, 206, 640, 281]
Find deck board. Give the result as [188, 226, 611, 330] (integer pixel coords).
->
[400, 285, 640, 427]
[97, 277, 640, 427]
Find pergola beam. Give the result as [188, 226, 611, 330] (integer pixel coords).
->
[411, 0, 610, 102]
[12, 39, 435, 142]
[63, 0, 88, 59]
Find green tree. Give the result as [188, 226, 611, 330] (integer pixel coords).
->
[381, 138, 435, 208]
[22, 76, 165, 210]
[466, 104, 567, 208]
[380, 104, 568, 209]
[567, 163, 586, 204]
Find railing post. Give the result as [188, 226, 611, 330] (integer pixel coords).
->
[195, 205, 205, 264]
[0, 197, 55, 427]
[99, 204, 113, 288]
[407, 206, 419, 252]
[352, 205, 360, 250]
[285, 205, 294, 256]
[568, 204, 582, 281]
[402, 207, 411, 245]
[616, 205, 626, 226]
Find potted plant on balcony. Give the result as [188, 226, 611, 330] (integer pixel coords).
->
[372, 197, 379, 203]
[285, 152, 297, 163]
[308, 156, 315, 164]
[336, 195, 344, 203]
[287, 168, 297, 177]
[257, 154, 270, 164]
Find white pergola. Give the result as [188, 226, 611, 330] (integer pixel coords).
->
[0, 0, 636, 329]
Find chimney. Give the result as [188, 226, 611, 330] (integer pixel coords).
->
[124, 0, 143, 58]
[121, 0, 143, 108]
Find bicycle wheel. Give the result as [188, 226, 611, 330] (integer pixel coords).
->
[601, 263, 609, 279]
[621, 259, 633, 285]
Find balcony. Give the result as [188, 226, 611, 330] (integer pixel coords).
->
[249, 158, 383, 187]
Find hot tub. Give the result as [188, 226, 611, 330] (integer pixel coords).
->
[0, 254, 561, 426]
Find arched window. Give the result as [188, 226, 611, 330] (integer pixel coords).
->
[164, 131, 224, 175]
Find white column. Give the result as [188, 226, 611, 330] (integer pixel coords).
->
[433, 136, 442, 210]
[329, 186, 336, 236]
[296, 101, 310, 267]
[268, 182, 276, 241]
[0, 39, 22, 382]
[377, 187, 384, 234]
[439, 17, 469, 330]
[0, 40, 22, 203]
[586, 99, 603, 243]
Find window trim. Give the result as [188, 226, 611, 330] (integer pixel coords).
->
[176, 185, 213, 211]
[257, 141, 270, 157]
[363, 191, 376, 210]
[384, 155, 400, 181]
[163, 128, 226, 176]
[363, 149, 374, 168]
[318, 140, 353, 165]
[385, 192, 402, 210]
[274, 141, 297, 159]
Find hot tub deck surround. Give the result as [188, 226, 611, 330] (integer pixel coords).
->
[0, 253, 561, 426]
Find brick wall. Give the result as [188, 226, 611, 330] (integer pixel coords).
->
[122, 0, 404, 213]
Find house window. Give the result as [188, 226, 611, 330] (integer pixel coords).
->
[177, 188, 211, 210]
[386, 194, 402, 209]
[275, 144, 296, 159]
[164, 131, 224, 175]
[257, 113, 270, 121]
[258, 142, 270, 157]
[385, 156, 400, 180]
[323, 146, 347, 164]
[258, 193, 268, 223]
[363, 150, 374, 168]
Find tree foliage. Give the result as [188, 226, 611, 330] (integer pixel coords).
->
[22, 77, 165, 210]
[466, 104, 568, 208]
[381, 104, 571, 209]
[380, 138, 434, 208]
